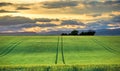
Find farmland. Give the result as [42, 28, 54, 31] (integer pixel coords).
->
[0, 36, 120, 71]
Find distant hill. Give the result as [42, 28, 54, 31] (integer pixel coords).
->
[0, 32, 38, 36]
[95, 28, 120, 36]
[0, 28, 120, 36]
[43, 28, 120, 36]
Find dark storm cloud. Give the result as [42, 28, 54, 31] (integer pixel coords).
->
[0, 2, 13, 7]
[61, 20, 84, 25]
[0, 16, 35, 26]
[42, 1, 79, 9]
[16, 6, 30, 10]
[0, 9, 17, 13]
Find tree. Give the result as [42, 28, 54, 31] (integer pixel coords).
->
[70, 30, 79, 35]
[79, 31, 84, 35]
[61, 33, 67, 35]
[79, 30, 96, 36]
[87, 30, 96, 35]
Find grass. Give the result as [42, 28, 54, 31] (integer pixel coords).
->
[0, 64, 119, 71]
[0, 36, 120, 70]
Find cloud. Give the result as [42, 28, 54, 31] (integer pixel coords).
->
[87, 20, 107, 30]
[104, 0, 120, 5]
[17, 3, 33, 6]
[42, 1, 79, 9]
[21, 26, 58, 33]
[0, 9, 17, 13]
[0, 15, 119, 33]
[90, 14, 102, 17]
[0, 2, 13, 7]
[0, 16, 59, 26]
[18, 23, 57, 28]
[111, 15, 120, 22]
[87, 15, 120, 30]
[0, 0, 119, 16]
[61, 20, 84, 25]
[80, 0, 120, 14]
[0, 25, 23, 33]
[0, 16, 86, 33]
[0, 16, 60, 26]
[16, 6, 30, 10]
[0, 22, 58, 33]
[107, 23, 120, 27]
[86, 0, 120, 6]
[38, 23, 58, 27]
[34, 18, 58, 22]
[0, 16, 35, 26]
[22, 26, 42, 33]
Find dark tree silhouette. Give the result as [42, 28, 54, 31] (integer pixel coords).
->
[61, 30, 96, 36]
[79, 31, 84, 35]
[61, 33, 67, 35]
[87, 30, 96, 35]
[69, 30, 79, 35]
[79, 30, 96, 36]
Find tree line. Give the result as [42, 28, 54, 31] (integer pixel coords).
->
[61, 30, 96, 36]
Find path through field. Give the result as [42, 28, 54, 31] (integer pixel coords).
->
[55, 36, 65, 64]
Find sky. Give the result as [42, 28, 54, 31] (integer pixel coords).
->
[0, 0, 120, 33]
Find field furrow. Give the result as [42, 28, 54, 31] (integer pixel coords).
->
[92, 38, 119, 55]
[0, 41, 22, 57]
[55, 36, 59, 64]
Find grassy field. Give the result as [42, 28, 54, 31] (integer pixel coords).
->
[0, 36, 120, 71]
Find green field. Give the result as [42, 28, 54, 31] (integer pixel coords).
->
[0, 36, 120, 71]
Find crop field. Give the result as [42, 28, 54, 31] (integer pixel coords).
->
[0, 36, 120, 71]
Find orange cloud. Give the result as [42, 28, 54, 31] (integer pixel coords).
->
[22, 27, 41, 33]
[56, 25, 86, 29]
[108, 23, 120, 27]
[22, 26, 50, 33]
[111, 11, 120, 15]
